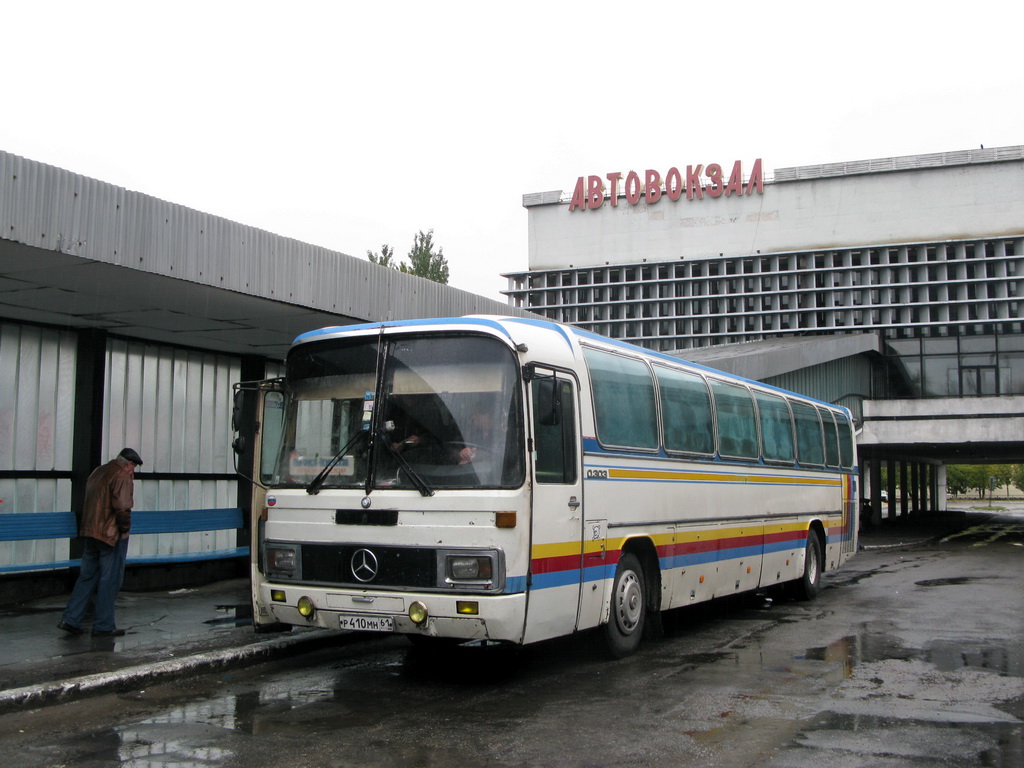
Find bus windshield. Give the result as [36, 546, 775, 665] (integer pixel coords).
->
[263, 334, 525, 491]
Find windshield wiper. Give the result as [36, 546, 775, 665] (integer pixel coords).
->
[306, 429, 368, 495]
[376, 428, 435, 497]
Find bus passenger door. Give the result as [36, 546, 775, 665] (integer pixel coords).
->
[523, 369, 584, 645]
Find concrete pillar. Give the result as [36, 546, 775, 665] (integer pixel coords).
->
[70, 329, 108, 559]
[911, 463, 921, 513]
[886, 458, 897, 520]
[900, 461, 910, 517]
[868, 459, 883, 526]
[936, 464, 948, 511]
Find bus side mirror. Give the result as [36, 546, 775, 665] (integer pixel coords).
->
[536, 378, 562, 427]
[232, 390, 246, 433]
[232, 436, 247, 456]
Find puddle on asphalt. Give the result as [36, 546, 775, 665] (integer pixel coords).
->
[798, 627, 1024, 680]
[915, 575, 993, 587]
[773, 711, 1024, 766]
[203, 602, 253, 628]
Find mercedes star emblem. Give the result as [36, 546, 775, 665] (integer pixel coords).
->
[351, 549, 379, 583]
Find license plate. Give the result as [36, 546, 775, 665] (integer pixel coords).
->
[339, 614, 394, 632]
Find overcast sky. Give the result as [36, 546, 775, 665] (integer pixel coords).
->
[3, 1, 1021, 301]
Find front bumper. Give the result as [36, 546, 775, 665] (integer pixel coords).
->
[256, 583, 527, 644]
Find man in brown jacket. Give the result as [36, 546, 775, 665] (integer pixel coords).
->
[58, 448, 143, 638]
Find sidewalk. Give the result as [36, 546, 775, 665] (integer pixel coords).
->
[0, 578, 348, 714]
[0, 510, 981, 714]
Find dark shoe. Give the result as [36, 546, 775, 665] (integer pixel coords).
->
[91, 628, 126, 637]
[57, 620, 84, 635]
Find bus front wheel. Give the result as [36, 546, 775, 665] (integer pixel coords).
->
[604, 552, 646, 658]
[790, 533, 822, 601]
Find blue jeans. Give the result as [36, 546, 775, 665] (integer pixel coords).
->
[61, 536, 129, 632]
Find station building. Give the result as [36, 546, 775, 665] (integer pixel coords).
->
[505, 146, 1024, 521]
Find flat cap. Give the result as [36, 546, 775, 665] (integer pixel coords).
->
[118, 447, 144, 466]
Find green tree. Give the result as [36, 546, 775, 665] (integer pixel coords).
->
[1012, 464, 1024, 494]
[402, 229, 449, 284]
[991, 464, 1013, 496]
[946, 465, 972, 497]
[367, 243, 397, 269]
[947, 464, 1014, 499]
[365, 230, 450, 285]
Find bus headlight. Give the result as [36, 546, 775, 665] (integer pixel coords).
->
[449, 556, 492, 581]
[265, 543, 300, 580]
[438, 549, 504, 591]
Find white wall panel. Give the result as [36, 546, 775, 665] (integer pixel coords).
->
[104, 338, 241, 561]
[103, 338, 240, 476]
[0, 321, 74, 502]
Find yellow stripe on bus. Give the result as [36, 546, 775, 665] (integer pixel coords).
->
[605, 468, 842, 486]
[533, 520, 825, 560]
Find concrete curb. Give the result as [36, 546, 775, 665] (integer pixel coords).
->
[0, 629, 349, 715]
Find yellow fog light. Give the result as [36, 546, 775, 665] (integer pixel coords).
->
[408, 601, 429, 625]
[297, 595, 315, 618]
[456, 601, 479, 616]
[271, 590, 286, 602]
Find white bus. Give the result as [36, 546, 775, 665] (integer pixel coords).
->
[234, 316, 858, 658]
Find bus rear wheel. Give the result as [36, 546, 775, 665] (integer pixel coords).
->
[604, 552, 646, 659]
[789, 532, 822, 601]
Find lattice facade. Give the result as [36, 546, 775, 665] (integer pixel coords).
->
[504, 236, 1024, 397]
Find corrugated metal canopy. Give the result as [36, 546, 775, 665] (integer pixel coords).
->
[0, 150, 527, 359]
[0, 237, 354, 357]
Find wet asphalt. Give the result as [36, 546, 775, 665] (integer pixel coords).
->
[0, 509, 984, 714]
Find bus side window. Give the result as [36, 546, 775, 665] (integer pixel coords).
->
[710, 379, 759, 461]
[582, 347, 658, 451]
[755, 391, 795, 464]
[837, 412, 856, 469]
[791, 400, 825, 466]
[533, 378, 577, 484]
[656, 366, 714, 455]
[818, 407, 841, 467]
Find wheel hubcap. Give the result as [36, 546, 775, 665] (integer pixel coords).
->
[615, 571, 643, 634]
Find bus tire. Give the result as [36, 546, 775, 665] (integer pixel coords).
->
[790, 532, 822, 601]
[604, 552, 646, 659]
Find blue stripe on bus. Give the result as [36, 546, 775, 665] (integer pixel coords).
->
[294, 317, 516, 344]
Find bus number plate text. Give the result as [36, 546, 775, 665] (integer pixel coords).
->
[339, 614, 394, 632]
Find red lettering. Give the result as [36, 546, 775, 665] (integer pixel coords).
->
[570, 159, 763, 211]
[705, 163, 723, 198]
[606, 172, 622, 206]
[644, 170, 662, 204]
[686, 165, 704, 200]
[625, 171, 642, 205]
[587, 175, 604, 209]
[746, 158, 764, 195]
[725, 160, 743, 197]
[665, 167, 682, 201]
[569, 177, 587, 211]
